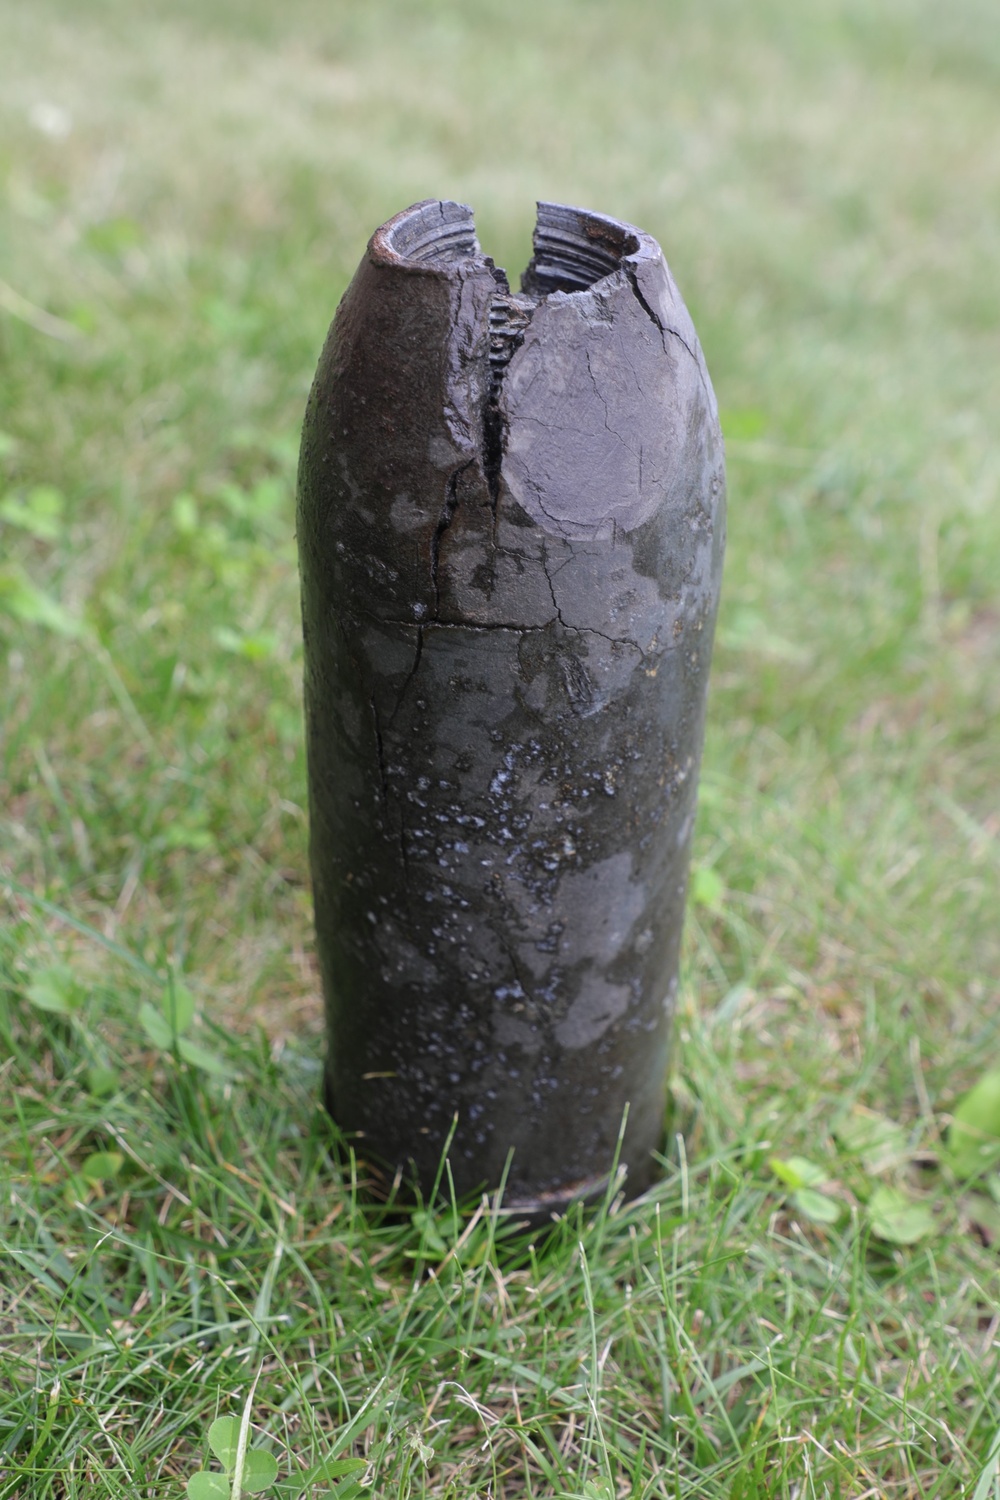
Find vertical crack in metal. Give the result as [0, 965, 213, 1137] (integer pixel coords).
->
[387, 623, 423, 729]
[430, 463, 470, 618]
[484, 286, 532, 531]
[370, 693, 390, 810]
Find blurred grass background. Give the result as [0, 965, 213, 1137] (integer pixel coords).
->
[2, 0, 999, 1495]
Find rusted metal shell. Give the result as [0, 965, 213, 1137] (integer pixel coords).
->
[297, 199, 725, 1214]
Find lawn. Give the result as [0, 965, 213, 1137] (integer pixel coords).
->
[2, 0, 999, 1495]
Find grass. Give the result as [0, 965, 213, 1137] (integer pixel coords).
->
[1, 0, 999, 1493]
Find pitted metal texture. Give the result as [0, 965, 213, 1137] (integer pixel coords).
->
[297, 199, 725, 1212]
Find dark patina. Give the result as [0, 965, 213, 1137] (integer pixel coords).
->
[297, 200, 725, 1214]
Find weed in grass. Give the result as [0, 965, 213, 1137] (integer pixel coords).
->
[185, 1384, 281, 1499]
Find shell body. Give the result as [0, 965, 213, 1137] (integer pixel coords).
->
[297, 200, 725, 1210]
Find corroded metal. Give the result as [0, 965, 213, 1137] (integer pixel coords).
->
[297, 199, 725, 1214]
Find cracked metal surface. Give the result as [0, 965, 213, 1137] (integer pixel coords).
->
[297, 199, 725, 1212]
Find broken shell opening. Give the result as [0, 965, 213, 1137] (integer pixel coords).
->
[381, 199, 481, 265]
[522, 202, 640, 297]
[380, 199, 640, 298]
